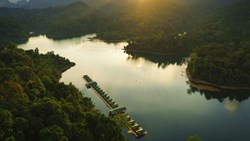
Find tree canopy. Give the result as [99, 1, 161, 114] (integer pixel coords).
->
[187, 0, 250, 88]
[0, 44, 125, 141]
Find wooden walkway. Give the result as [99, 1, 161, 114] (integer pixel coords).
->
[83, 75, 148, 138]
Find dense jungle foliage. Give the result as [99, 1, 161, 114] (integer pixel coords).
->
[187, 41, 250, 87]
[0, 0, 199, 46]
[0, 44, 125, 141]
[187, 0, 250, 87]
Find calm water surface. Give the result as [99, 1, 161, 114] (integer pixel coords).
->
[18, 35, 250, 141]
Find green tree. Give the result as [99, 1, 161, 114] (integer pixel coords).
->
[0, 46, 125, 140]
[0, 80, 29, 114]
[30, 97, 70, 130]
[13, 117, 29, 141]
[39, 125, 68, 141]
[0, 108, 13, 140]
[186, 135, 203, 141]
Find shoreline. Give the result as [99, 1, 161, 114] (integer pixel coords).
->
[123, 49, 189, 56]
[186, 69, 250, 92]
[57, 63, 76, 81]
[60, 63, 76, 73]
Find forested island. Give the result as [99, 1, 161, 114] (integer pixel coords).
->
[0, 44, 125, 141]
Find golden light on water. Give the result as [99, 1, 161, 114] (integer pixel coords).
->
[224, 100, 241, 112]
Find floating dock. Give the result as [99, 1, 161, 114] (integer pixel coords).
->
[83, 75, 148, 138]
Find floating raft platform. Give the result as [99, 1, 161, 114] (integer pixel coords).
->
[83, 75, 148, 138]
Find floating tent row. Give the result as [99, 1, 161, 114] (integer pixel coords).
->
[125, 114, 147, 137]
[83, 75, 93, 82]
[91, 84, 119, 109]
[83, 75, 119, 109]
[83, 75, 147, 138]
[109, 106, 127, 116]
[83, 75, 97, 88]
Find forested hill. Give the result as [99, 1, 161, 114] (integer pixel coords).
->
[187, 0, 250, 88]
[95, 0, 192, 39]
[0, 0, 242, 8]
[0, 0, 92, 8]
[0, 17, 28, 45]
[0, 0, 193, 45]
[0, 0, 244, 44]
[0, 1, 93, 37]
[188, 0, 250, 47]
[0, 44, 125, 141]
[123, 1, 246, 54]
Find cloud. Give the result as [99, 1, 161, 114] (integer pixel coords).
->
[8, 0, 29, 4]
[8, 0, 21, 3]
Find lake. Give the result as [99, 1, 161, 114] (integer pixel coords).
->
[18, 35, 250, 141]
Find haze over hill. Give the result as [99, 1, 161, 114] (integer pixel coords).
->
[0, 0, 90, 8]
[0, 0, 242, 8]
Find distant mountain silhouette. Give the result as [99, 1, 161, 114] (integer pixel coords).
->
[0, 0, 91, 8]
[24, 0, 91, 8]
[0, 0, 243, 9]
[173, 0, 241, 5]
[0, 0, 30, 8]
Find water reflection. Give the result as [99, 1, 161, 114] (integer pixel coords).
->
[125, 51, 188, 68]
[187, 85, 250, 102]
[224, 100, 241, 112]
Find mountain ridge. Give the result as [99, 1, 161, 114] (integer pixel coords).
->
[0, 0, 91, 8]
[0, 0, 243, 9]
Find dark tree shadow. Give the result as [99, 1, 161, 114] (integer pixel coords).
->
[187, 85, 250, 103]
[125, 51, 188, 69]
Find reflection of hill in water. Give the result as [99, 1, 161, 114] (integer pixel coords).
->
[187, 85, 250, 102]
[125, 51, 188, 68]
[0, 38, 28, 47]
